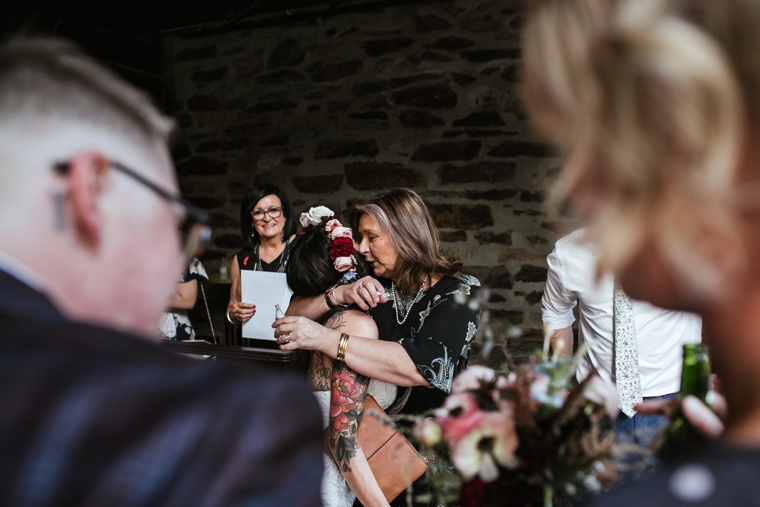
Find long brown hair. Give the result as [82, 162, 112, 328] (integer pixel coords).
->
[348, 188, 462, 294]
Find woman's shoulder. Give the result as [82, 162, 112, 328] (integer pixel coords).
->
[435, 273, 481, 295]
[185, 258, 208, 281]
[323, 308, 378, 339]
[235, 248, 257, 270]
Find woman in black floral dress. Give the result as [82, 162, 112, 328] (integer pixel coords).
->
[276, 188, 481, 415]
[159, 257, 208, 341]
[277, 189, 481, 506]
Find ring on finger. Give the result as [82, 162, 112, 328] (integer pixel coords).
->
[282, 333, 292, 343]
[358, 283, 364, 291]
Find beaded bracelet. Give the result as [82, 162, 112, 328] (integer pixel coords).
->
[337, 333, 350, 362]
[324, 289, 336, 309]
[324, 283, 350, 309]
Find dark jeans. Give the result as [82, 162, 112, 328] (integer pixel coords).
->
[614, 392, 676, 482]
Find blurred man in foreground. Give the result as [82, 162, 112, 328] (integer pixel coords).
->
[0, 37, 322, 506]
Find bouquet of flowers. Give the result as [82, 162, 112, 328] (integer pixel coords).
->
[413, 333, 619, 507]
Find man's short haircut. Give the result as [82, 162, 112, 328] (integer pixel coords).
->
[0, 37, 173, 143]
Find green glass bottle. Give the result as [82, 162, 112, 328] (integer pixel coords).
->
[656, 343, 712, 461]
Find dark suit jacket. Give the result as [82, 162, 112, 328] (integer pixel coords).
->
[0, 270, 324, 506]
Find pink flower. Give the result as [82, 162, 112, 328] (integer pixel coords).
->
[582, 375, 619, 419]
[450, 412, 519, 482]
[334, 257, 354, 272]
[434, 393, 486, 445]
[491, 372, 517, 410]
[331, 226, 352, 239]
[413, 417, 442, 446]
[325, 219, 342, 232]
[452, 365, 495, 394]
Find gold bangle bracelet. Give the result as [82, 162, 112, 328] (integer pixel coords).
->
[226, 309, 236, 325]
[337, 333, 350, 362]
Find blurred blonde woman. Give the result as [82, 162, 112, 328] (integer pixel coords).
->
[523, 0, 760, 505]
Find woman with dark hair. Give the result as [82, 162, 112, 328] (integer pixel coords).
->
[226, 183, 297, 325]
[287, 206, 394, 507]
[275, 189, 481, 506]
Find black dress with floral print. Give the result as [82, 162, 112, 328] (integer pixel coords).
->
[370, 274, 481, 415]
[158, 258, 208, 341]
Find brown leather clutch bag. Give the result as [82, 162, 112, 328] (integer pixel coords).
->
[358, 395, 428, 502]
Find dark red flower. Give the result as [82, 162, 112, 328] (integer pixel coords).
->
[460, 478, 486, 507]
[329, 236, 353, 259]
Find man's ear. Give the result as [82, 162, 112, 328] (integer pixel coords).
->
[67, 151, 110, 250]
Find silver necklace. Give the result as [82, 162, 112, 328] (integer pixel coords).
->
[253, 238, 290, 273]
[391, 274, 428, 325]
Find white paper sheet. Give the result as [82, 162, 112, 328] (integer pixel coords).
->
[240, 271, 293, 340]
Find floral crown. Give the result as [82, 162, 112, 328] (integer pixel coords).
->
[299, 206, 358, 283]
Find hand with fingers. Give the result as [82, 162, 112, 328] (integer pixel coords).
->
[228, 302, 256, 324]
[333, 276, 388, 311]
[272, 315, 330, 351]
[636, 391, 727, 440]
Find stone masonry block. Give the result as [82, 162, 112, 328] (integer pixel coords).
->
[429, 36, 476, 51]
[314, 139, 379, 160]
[398, 110, 445, 128]
[361, 38, 414, 57]
[345, 162, 425, 190]
[514, 265, 548, 283]
[392, 84, 458, 109]
[187, 94, 221, 111]
[488, 141, 553, 158]
[427, 203, 493, 229]
[267, 38, 306, 68]
[415, 14, 452, 32]
[452, 112, 506, 128]
[411, 140, 481, 162]
[177, 156, 228, 176]
[311, 60, 363, 82]
[474, 232, 512, 246]
[292, 175, 344, 193]
[439, 161, 515, 184]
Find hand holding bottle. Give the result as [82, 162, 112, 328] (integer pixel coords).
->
[654, 344, 715, 460]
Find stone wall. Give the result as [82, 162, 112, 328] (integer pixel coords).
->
[160, 0, 577, 362]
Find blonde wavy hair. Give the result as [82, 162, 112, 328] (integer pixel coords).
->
[523, 0, 744, 298]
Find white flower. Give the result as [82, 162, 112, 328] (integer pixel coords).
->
[582, 375, 619, 419]
[451, 365, 495, 394]
[299, 206, 334, 228]
[450, 412, 519, 482]
[414, 417, 442, 446]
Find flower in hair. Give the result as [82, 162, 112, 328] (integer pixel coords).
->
[330, 236, 354, 261]
[300, 206, 334, 228]
[342, 268, 358, 283]
[325, 219, 341, 233]
[322, 217, 357, 275]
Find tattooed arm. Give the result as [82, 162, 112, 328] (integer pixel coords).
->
[324, 310, 389, 507]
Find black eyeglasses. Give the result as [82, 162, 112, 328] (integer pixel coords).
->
[53, 160, 212, 261]
[251, 206, 283, 221]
